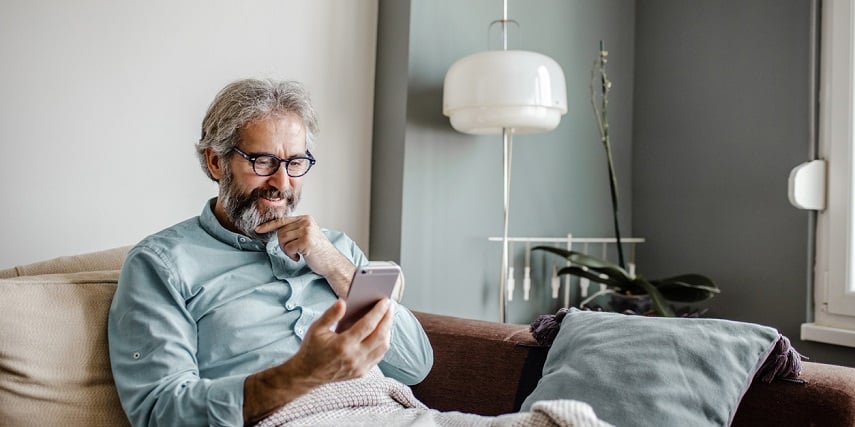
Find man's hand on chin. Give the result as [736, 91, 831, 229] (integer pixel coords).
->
[255, 216, 356, 296]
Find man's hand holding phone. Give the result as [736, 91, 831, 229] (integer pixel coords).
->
[246, 262, 401, 420]
[335, 262, 401, 333]
[273, 294, 393, 395]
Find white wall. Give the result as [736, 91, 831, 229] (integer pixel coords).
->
[0, 0, 378, 267]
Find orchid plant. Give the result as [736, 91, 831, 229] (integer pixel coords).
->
[533, 42, 719, 316]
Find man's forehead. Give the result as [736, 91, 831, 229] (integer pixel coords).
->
[237, 115, 307, 150]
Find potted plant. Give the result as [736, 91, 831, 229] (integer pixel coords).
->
[532, 246, 719, 316]
[534, 42, 719, 317]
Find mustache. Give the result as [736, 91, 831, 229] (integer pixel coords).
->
[231, 186, 296, 214]
[253, 187, 296, 205]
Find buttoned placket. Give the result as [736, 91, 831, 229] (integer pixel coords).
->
[267, 241, 314, 339]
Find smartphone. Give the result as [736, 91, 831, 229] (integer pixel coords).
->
[335, 262, 402, 333]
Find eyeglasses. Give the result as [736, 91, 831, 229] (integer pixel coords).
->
[231, 147, 316, 177]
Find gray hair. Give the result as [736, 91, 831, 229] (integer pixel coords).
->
[196, 78, 319, 181]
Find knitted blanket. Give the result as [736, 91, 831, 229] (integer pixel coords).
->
[255, 367, 612, 427]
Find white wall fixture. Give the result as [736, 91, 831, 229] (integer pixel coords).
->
[488, 235, 645, 310]
[442, 0, 567, 322]
[788, 159, 827, 210]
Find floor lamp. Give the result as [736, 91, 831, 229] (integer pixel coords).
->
[442, 1, 568, 323]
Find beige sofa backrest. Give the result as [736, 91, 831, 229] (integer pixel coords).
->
[0, 244, 405, 426]
[0, 246, 133, 426]
[0, 246, 131, 279]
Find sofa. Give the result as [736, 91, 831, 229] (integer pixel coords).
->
[1, 246, 854, 426]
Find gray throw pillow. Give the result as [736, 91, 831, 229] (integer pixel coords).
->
[521, 308, 778, 426]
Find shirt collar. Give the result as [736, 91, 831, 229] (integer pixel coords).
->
[200, 198, 266, 251]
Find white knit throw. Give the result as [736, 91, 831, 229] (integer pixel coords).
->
[255, 367, 612, 427]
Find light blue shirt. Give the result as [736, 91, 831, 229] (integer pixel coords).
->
[108, 199, 433, 426]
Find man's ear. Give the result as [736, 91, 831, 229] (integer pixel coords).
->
[206, 148, 224, 181]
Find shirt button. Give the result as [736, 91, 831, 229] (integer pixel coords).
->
[239, 237, 247, 243]
[296, 327, 304, 335]
[133, 352, 140, 360]
[286, 302, 295, 310]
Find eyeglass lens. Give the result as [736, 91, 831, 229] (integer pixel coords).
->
[253, 155, 312, 177]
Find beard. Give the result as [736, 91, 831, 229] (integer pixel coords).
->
[219, 167, 300, 242]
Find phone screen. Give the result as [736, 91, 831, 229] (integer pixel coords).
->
[335, 263, 401, 333]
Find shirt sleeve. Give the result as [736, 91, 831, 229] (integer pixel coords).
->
[379, 302, 434, 385]
[108, 245, 246, 427]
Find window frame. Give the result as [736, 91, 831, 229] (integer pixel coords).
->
[802, 0, 855, 348]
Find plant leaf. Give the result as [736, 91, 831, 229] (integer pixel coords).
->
[534, 246, 714, 314]
[654, 274, 718, 289]
[532, 246, 632, 280]
[651, 274, 720, 302]
[633, 277, 676, 317]
[556, 266, 627, 290]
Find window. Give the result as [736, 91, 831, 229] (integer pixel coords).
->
[801, 0, 855, 347]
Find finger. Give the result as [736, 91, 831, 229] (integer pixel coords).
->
[281, 239, 305, 261]
[363, 344, 389, 367]
[310, 299, 346, 332]
[254, 216, 301, 234]
[254, 221, 280, 234]
[260, 223, 305, 260]
[345, 298, 390, 339]
[363, 308, 394, 362]
[364, 302, 394, 345]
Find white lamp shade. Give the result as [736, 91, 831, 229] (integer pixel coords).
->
[443, 50, 568, 135]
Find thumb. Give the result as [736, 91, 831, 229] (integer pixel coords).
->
[313, 299, 346, 331]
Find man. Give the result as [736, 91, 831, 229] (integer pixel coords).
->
[108, 79, 434, 426]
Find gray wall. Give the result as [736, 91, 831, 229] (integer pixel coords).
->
[372, 0, 855, 367]
[633, 0, 855, 366]
[373, 0, 637, 324]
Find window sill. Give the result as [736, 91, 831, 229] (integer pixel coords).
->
[801, 322, 855, 348]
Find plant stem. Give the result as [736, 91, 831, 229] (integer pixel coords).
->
[604, 138, 625, 270]
[592, 40, 626, 270]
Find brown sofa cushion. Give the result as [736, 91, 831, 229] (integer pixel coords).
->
[411, 311, 541, 416]
[0, 270, 129, 426]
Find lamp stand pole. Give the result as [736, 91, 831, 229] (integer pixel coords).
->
[498, 0, 511, 323]
[442, 1, 567, 324]
[500, 128, 513, 323]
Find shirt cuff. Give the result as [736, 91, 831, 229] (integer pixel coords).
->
[206, 375, 247, 426]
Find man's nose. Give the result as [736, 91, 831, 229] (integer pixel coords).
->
[267, 165, 293, 190]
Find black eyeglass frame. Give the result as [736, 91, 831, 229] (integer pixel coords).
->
[231, 147, 316, 177]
